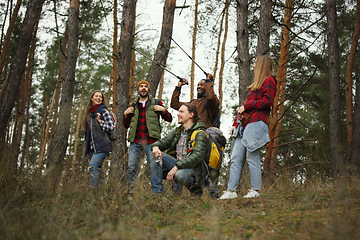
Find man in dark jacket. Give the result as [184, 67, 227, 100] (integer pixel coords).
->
[170, 74, 219, 129]
[151, 103, 208, 195]
[123, 80, 172, 194]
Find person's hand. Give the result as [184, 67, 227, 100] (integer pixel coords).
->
[237, 105, 245, 114]
[154, 105, 166, 113]
[230, 126, 236, 136]
[177, 78, 188, 87]
[96, 113, 101, 123]
[124, 106, 135, 116]
[166, 166, 178, 182]
[152, 146, 162, 159]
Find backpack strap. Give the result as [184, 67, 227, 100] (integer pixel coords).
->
[189, 129, 206, 149]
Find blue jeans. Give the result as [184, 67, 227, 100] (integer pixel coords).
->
[127, 140, 163, 193]
[227, 136, 261, 191]
[88, 151, 108, 187]
[153, 153, 196, 191]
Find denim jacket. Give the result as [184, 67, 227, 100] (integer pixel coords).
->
[233, 120, 270, 152]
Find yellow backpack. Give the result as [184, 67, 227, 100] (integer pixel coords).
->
[190, 127, 227, 183]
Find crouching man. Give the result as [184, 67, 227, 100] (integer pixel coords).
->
[151, 103, 208, 195]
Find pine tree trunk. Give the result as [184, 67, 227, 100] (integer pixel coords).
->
[348, 50, 360, 172]
[326, 0, 343, 179]
[108, 0, 118, 107]
[264, 0, 293, 172]
[0, 0, 45, 149]
[213, 7, 225, 81]
[190, 0, 199, 100]
[46, 24, 69, 168]
[218, 0, 229, 111]
[9, 12, 40, 176]
[147, 0, 176, 96]
[47, 0, 80, 191]
[38, 94, 49, 175]
[71, 73, 88, 179]
[129, 9, 136, 103]
[19, 69, 33, 176]
[0, 0, 22, 79]
[111, 0, 137, 184]
[256, 0, 272, 56]
[158, 73, 164, 100]
[345, 0, 360, 145]
[236, 0, 251, 105]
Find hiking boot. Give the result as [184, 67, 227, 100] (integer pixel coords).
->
[243, 189, 260, 198]
[219, 190, 237, 200]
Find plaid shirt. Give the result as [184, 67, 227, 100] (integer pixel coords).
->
[100, 108, 115, 132]
[176, 128, 188, 161]
[123, 99, 172, 144]
[233, 75, 277, 128]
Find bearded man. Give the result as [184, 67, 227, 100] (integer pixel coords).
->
[123, 80, 172, 194]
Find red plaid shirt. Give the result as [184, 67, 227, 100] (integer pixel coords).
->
[233, 75, 277, 128]
[123, 99, 172, 144]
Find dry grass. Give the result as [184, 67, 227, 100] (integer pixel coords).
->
[1, 172, 360, 240]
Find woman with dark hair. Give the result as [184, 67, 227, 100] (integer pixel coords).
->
[220, 55, 277, 199]
[82, 90, 114, 187]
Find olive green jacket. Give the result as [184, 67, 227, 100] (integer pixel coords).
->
[127, 96, 161, 142]
[152, 121, 209, 187]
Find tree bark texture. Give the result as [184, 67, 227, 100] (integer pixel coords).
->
[9, 13, 40, 177]
[345, 0, 360, 145]
[47, 0, 80, 190]
[0, 0, 45, 146]
[326, 0, 342, 178]
[72, 71, 88, 179]
[0, 0, 22, 79]
[213, 7, 225, 82]
[219, 0, 230, 111]
[147, 0, 176, 97]
[236, 0, 251, 105]
[256, 0, 272, 56]
[112, 0, 137, 182]
[348, 50, 360, 172]
[190, 0, 198, 100]
[265, 0, 293, 172]
[129, 8, 136, 103]
[108, 0, 118, 108]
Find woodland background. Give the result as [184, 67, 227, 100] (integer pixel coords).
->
[0, 0, 360, 239]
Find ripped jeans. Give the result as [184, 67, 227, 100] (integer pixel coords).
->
[127, 140, 163, 193]
[88, 151, 108, 187]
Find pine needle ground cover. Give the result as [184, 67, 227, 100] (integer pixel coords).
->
[1, 177, 359, 239]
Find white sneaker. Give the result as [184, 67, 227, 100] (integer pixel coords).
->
[219, 190, 238, 200]
[244, 189, 260, 198]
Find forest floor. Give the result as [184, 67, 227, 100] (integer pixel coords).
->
[1, 175, 360, 239]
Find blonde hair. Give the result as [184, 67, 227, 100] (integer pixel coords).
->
[81, 90, 107, 131]
[247, 55, 275, 91]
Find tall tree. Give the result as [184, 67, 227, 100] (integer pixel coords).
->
[147, 0, 176, 96]
[0, 0, 22, 79]
[348, 50, 360, 172]
[218, 0, 230, 111]
[112, 0, 137, 182]
[255, 0, 272, 56]
[213, 4, 226, 81]
[0, 0, 45, 149]
[344, 0, 360, 145]
[47, 0, 80, 190]
[265, 0, 293, 172]
[326, 0, 342, 178]
[190, 0, 199, 100]
[10, 12, 40, 176]
[236, 0, 251, 104]
[108, 0, 118, 108]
